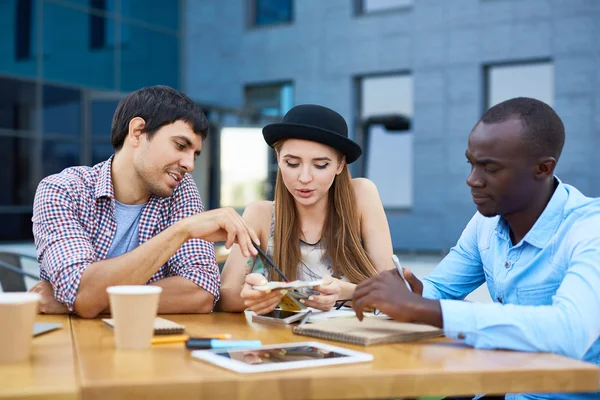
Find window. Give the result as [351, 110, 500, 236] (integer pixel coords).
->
[0, 78, 36, 132]
[119, 24, 177, 91]
[43, 2, 115, 89]
[251, 0, 293, 27]
[485, 61, 554, 109]
[212, 82, 293, 209]
[89, 0, 124, 49]
[43, 84, 81, 137]
[356, 0, 413, 14]
[244, 82, 293, 201]
[358, 74, 413, 209]
[90, 94, 121, 164]
[219, 127, 269, 209]
[15, 0, 38, 61]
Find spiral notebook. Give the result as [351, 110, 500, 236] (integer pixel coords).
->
[102, 317, 185, 335]
[292, 317, 443, 346]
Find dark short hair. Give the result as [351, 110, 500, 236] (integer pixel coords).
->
[480, 97, 565, 161]
[111, 85, 209, 151]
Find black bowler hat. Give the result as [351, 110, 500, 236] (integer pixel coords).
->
[262, 104, 362, 164]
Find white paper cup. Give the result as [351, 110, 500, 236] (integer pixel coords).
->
[106, 285, 162, 350]
[0, 292, 40, 363]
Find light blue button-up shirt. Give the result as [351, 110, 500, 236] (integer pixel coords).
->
[422, 180, 600, 400]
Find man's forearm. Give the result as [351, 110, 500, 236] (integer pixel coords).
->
[149, 276, 214, 314]
[411, 298, 444, 328]
[74, 220, 191, 318]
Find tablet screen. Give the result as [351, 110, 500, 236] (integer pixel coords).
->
[213, 345, 349, 365]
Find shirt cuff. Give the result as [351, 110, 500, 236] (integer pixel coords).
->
[440, 299, 477, 343]
[421, 280, 439, 300]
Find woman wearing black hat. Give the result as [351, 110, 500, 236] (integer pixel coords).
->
[218, 104, 394, 314]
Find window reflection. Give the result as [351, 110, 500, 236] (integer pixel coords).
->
[244, 82, 294, 202]
[0, 77, 36, 132]
[43, 140, 80, 176]
[0, 136, 34, 206]
[0, 213, 34, 242]
[91, 99, 119, 138]
[124, 0, 178, 31]
[43, 1, 115, 89]
[43, 84, 81, 137]
[92, 142, 114, 165]
[253, 0, 293, 26]
[120, 24, 178, 91]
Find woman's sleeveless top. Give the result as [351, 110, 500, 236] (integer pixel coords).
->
[258, 207, 349, 282]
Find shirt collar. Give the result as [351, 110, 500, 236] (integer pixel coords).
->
[94, 155, 116, 200]
[496, 177, 568, 248]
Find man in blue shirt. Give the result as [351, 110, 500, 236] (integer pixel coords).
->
[353, 97, 600, 400]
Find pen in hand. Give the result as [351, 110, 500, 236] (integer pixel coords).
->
[392, 255, 412, 292]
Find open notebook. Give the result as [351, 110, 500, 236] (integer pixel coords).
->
[292, 317, 443, 346]
[102, 317, 185, 335]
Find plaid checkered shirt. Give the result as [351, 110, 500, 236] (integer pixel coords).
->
[32, 156, 220, 312]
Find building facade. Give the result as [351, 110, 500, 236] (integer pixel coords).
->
[184, 0, 600, 252]
[0, 0, 181, 241]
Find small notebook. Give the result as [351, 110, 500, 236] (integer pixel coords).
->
[102, 317, 185, 335]
[292, 317, 443, 346]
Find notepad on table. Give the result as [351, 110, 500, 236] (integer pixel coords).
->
[292, 317, 443, 346]
[102, 317, 185, 335]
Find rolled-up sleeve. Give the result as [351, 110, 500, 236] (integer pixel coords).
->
[32, 179, 97, 311]
[165, 175, 220, 303]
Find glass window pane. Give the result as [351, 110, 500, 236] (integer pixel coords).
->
[254, 0, 293, 26]
[487, 62, 554, 108]
[43, 84, 81, 137]
[244, 81, 294, 201]
[362, 0, 413, 13]
[43, 141, 80, 177]
[91, 99, 119, 138]
[0, 213, 34, 242]
[0, 0, 37, 77]
[245, 82, 293, 116]
[219, 128, 268, 208]
[43, 2, 116, 89]
[0, 77, 36, 132]
[0, 136, 35, 206]
[124, 0, 179, 31]
[91, 142, 114, 165]
[361, 74, 413, 209]
[361, 75, 413, 119]
[120, 24, 178, 91]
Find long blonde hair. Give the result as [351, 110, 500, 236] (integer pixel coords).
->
[268, 140, 378, 283]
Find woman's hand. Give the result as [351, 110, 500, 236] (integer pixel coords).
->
[240, 273, 284, 315]
[299, 275, 341, 311]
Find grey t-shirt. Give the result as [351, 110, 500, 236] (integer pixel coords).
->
[106, 200, 146, 258]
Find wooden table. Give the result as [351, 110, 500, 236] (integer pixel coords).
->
[0, 315, 79, 400]
[71, 313, 600, 400]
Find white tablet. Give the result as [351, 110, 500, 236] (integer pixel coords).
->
[191, 341, 373, 373]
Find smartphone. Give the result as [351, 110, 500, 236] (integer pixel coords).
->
[252, 310, 308, 326]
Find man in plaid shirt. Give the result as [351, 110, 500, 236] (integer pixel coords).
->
[29, 86, 260, 318]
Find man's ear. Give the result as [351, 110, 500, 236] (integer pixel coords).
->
[534, 157, 556, 180]
[127, 117, 146, 148]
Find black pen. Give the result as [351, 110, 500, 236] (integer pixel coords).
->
[253, 242, 289, 282]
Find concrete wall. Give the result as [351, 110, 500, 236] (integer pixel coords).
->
[183, 0, 600, 252]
